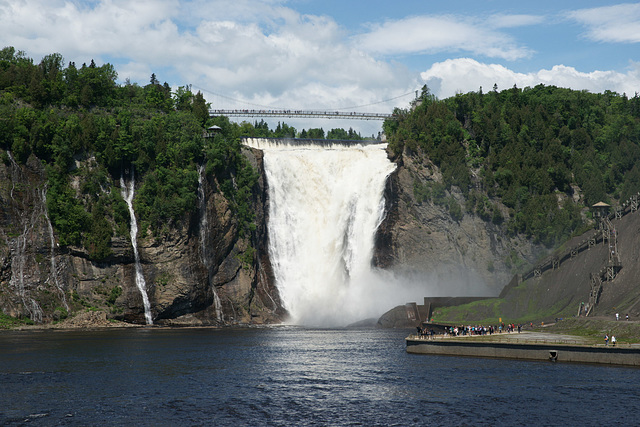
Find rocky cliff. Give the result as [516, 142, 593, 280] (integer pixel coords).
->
[376, 146, 640, 325]
[374, 147, 546, 298]
[0, 147, 286, 326]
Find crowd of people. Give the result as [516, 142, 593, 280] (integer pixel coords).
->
[416, 322, 525, 339]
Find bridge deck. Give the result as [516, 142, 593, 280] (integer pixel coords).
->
[209, 109, 392, 120]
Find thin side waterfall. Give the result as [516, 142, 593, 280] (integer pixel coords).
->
[7, 151, 18, 200]
[244, 138, 400, 326]
[42, 187, 68, 311]
[198, 165, 223, 322]
[121, 173, 153, 325]
[6, 150, 43, 322]
[10, 224, 43, 323]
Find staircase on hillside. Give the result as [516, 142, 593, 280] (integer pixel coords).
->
[582, 205, 624, 316]
[513, 194, 640, 317]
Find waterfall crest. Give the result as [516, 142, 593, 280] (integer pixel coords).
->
[121, 173, 153, 325]
[245, 138, 397, 326]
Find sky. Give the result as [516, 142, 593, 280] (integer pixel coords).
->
[1, 0, 639, 135]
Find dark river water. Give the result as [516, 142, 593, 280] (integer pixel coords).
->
[1, 326, 639, 426]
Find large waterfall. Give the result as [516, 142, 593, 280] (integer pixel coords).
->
[245, 138, 400, 326]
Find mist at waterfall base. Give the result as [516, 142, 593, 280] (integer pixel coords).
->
[246, 138, 440, 326]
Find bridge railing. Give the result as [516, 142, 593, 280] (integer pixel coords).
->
[209, 109, 393, 120]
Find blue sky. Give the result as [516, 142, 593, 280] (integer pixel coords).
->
[0, 0, 639, 134]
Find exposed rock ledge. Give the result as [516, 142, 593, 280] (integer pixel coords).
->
[10, 311, 139, 330]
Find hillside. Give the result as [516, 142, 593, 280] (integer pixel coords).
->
[0, 48, 289, 326]
[402, 195, 640, 325]
[376, 84, 640, 325]
[383, 84, 640, 247]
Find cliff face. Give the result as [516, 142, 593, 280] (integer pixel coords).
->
[374, 149, 546, 297]
[0, 148, 286, 326]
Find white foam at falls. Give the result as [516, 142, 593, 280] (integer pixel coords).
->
[198, 165, 223, 322]
[121, 173, 153, 325]
[246, 138, 402, 326]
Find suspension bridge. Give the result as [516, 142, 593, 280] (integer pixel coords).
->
[196, 85, 417, 122]
[208, 109, 393, 120]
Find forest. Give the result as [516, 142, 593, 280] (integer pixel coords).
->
[384, 84, 640, 247]
[0, 47, 367, 261]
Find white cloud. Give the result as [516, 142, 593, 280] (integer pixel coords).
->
[354, 14, 534, 61]
[421, 58, 640, 99]
[490, 14, 545, 29]
[1, 0, 637, 138]
[568, 3, 640, 43]
[0, 0, 414, 116]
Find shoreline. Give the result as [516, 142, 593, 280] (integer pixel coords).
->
[1, 311, 302, 331]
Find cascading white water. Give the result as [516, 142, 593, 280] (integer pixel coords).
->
[6, 150, 43, 322]
[121, 173, 153, 325]
[7, 151, 18, 200]
[245, 138, 400, 326]
[42, 188, 68, 311]
[10, 224, 43, 323]
[198, 165, 223, 322]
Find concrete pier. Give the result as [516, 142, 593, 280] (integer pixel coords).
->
[406, 332, 640, 366]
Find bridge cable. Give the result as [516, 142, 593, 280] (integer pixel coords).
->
[192, 84, 417, 111]
[334, 90, 417, 110]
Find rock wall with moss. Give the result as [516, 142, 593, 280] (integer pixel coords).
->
[0, 47, 288, 326]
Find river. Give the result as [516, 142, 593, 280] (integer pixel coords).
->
[1, 327, 639, 425]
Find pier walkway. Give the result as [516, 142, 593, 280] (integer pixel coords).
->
[406, 330, 640, 365]
[408, 330, 631, 346]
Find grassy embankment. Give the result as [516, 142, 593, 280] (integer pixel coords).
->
[430, 283, 577, 327]
[431, 300, 640, 343]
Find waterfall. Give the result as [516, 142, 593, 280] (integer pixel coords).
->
[120, 172, 153, 325]
[244, 138, 398, 326]
[10, 224, 43, 323]
[6, 150, 43, 322]
[42, 187, 68, 311]
[198, 165, 224, 322]
[7, 151, 18, 200]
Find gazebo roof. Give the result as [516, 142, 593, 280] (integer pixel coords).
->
[592, 201, 610, 208]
